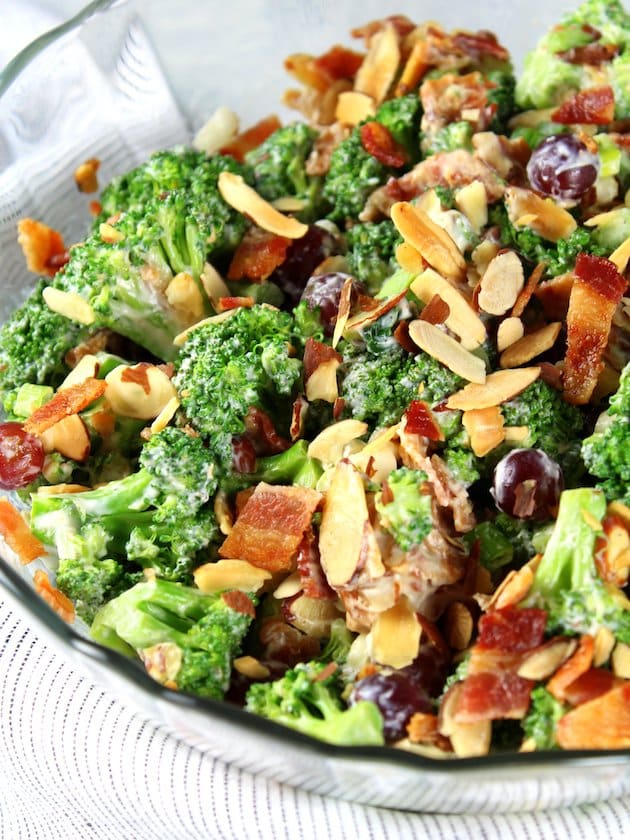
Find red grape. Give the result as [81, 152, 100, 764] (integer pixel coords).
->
[270, 225, 337, 306]
[349, 670, 433, 741]
[492, 448, 564, 520]
[300, 272, 363, 335]
[0, 422, 45, 489]
[526, 134, 599, 202]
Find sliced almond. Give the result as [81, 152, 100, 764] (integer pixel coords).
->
[307, 419, 368, 464]
[39, 413, 90, 461]
[395, 39, 428, 97]
[517, 638, 577, 681]
[99, 222, 124, 244]
[505, 186, 577, 243]
[462, 406, 505, 457]
[272, 197, 307, 212]
[192, 105, 239, 155]
[391, 202, 466, 281]
[508, 107, 556, 128]
[408, 320, 486, 384]
[395, 241, 425, 274]
[166, 272, 205, 323]
[214, 489, 233, 536]
[497, 317, 524, 352]
[608, 502, 630, 530]
[149, 396, 180, 435]
[331, 276, 354, 349]
[140, 642, 181, 686]
[193, 558, 272, 593]
[344, 290, 407, 336]
[59, 354, 100, 389]
[439, 685, 491, 757]
[289, 595, 342, 639]
[444, 602, 474, 651]
[305, 358, 340, 403]
[200, 262, 230, 301]
[546, 635, 594, 702]
[446, 367, 540, 411]
[173, 309, 236, 346]
[319, 459, 369, 586]
[42, 287, 95, 326]
[455, 182, 487, 234]
[477, 251, 524, 316]
[105, 364, 177, 420]
[611, 642, 630, 679]
[354, 23, 400, 104]
[503, 425, 530, 443]
[233, 655, 271, 680]
[273, 570, 302, 599]
[218, 172, 308, 239]
[411, 268, 486, 350]
[499, 322, 562, 369]
[487, 562, 536, 611]
[610, 236, 630, 274]
[335, 90, 376, 125]
[370, 596, 421, 668]
[593, 626, 616, 667]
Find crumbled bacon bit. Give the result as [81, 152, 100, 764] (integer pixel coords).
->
[562, 667, 619, 707]
[451, 30, 510, 62]
[556, 682, 630, 749]
[453, 671, 534, 722]
[216, 296, 255, 312]
[89, 200, 103, 217]
[511, 263, 545, 319]
[477, 606, 547, 652]
[558, 42, 619, 66]
[546, 635, 595, 701]
[359, 121, 408, 168]
[33, 569, 75, 623]
[74, 157, 100, 193]
[351, 15, 415, 44]
[419, 294, 450, 325]
[551, 86, 615, 125]
[219, 115, 282, 162]
[17, 218, 67, 277]
[404, 400, 444, 441]
[221, 590, 256, 618]
[244, 406, 290, 455]
[314, 45, 365, 80]
[0, 498, 46, 564]
[303, 338, 342, 383]
[227, 227, 291, 282]
[24, 378, 107, 436]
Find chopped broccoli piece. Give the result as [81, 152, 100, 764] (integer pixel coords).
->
[524, 487, 630, 643]
[245, 661, 384, 746]
[592, 207, 630, 252]
[465, 521, 515, 573]
[611, 51, 630, 117]
[245, 123, 325, 221]
[373, 94, 423, 162]
[485, 70, 517, 132]
[522, 687, 567, 750]
[345, 221, 402, 295]
[441, 448, 480, 488]
[582, 361, 630, 504]
[510, 121, 570, 150]
[423, 121, 473, 157]
[319, 618, 354, 666]
[375, 467, 433, 550]
[91, 577, 254, 699]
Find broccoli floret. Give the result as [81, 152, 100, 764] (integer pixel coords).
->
[423, 121, 473, 157]
[522, 687, 567, 750]
[345, 221, 402, 295]
[485, 70, 517, 132]
[567, 0, 630, 50]
[582, 361, 630, 504]
[374, 467, 433, 550]
[91, 577, 254, 699]
[222, 439, 323, 495]
[0, 281, 89, 403]
[592, 207, 630, 252]
[464, 513, 551, 575]
[373, 94, 423, 162]
[340, 310, 464, 429]
[323, 130, 389, 224]
[524, 487, 630, 643]
[319, 618, 354, 666]
[441, 448, 480, 488]
[490, 204, 607, 277]
[501, 379, 586, 484]
[510, 121, 570, 150]
[245, 123, 325, 221]
[611, 51, 630, 118]
[174, 305, 302, 464]
[245, 661, 384, 746]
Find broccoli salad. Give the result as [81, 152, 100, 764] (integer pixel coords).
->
[0, 0, 629, 757]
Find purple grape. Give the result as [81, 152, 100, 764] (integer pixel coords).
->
[526, 134, 599, 202]
[492, 448, 564, 520]
[270, 225, 337, 306]
[300, 272, 363, 335]
[349, 670, 433, 741]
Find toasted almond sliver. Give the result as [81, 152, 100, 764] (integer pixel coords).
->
[273, 571, 302, 599]
[218, 172, 308, 239]
[99, 222, 124, 244]
[608, 502, 630, 529]
[59, 354, 100, 390]
[395, 241, 425, 274]
[488, 563, 536, 611]
[173, 309, 237, 346]
[271, 196, 307, 212]
[305, 358, 340, 403]
[411, 268, 486, 350]
[499, 322, 562, 369]
[439, 686, 491, 757]
[503, 425, 530, 443]
[35, 483, 91, 495]
[200, 262, 230, 301]
[192, 106, 239, 155]
[331, 277, 354, 349]
[593, 626, 616, 667]
[193, 558, 272, 593]
[584, 209, 623, 227]
[39, 413, 90, 461]
[166, 272, 205, 322]
[319, 459, 370, 586]
[610, 236, 630, 274]
[149, 396, 180, 435]
[395, 39, 428, 97]
[477, 251, 524, 317]
[505, 186, 577, 243]
[611, 642, 630, 679]
[335, 90, 376, 125]
[444, 602, 474, 651]
[370, 596, 421, 668]
[408, 320, 486, 384]
[497, 317, 524, 352]
[42, 287, 95, 325]
[233, 656, 271, 680]
[462, 406, 505, 457]
[353, 23, 400, 104]
[517, 638, 577, 681]
[546, 635, 595, 701]
[307, 419, 368, 464]
[446, 367, 540, 411]
[391, 202, 466, 280]
[214, 489, 233, 536]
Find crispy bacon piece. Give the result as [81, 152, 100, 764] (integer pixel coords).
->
[563, 254, 628, 405]
[227, 227, 291, 282]
[359, 122, 408, 168]
[351, 15, 415, 44]
[393, 319, 417, 354]
[511, 263, 546, 319]
[404, 400, 444, 441]
[0, 497, 45, 564]
[452, 30, 509, 62]
[296, 527, 335, 599]
[219, 115, 282, 162]
[17, 218, 67, 277]
[558, 42, 619, 66]
[303, 338, 342, 383]
[562, 667, 619, 707]
[221, 590, 256, 618]
[546, 635, 595, 701]
[477, 606, 547, 652]
[244, 406, 290, 455]
[219, 483, 322, 573]
[551, 86, 615, 125]
[216, 296, 255, 312]
[453, 672, 534, 722]
[421, 72, 496, 133]
[33, 569, 75, 623]
[23, 378, 107, 436]
[556, 682, 630, 749]
[314, 45, 365, 80]
[419, 294, 450, 326]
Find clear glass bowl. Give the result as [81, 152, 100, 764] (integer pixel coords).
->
[0, 0, 628, 814]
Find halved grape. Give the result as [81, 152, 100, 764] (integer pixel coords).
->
[526, 134, 599, 202]
[492, 448, 564, 520]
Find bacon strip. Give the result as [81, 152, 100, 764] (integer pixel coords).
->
[17, 219, 66, 277]
[563, 254, 628, 405]
[227, 227, 291, 282]
[551, 86, 615, 125]
[360, 122, 408, 168]
[0, 498, 45, 564]
[23, 378, 107, 436]
[453, 671, 534, 722]
[219, 483, 322, 573]
[546, 635, 594, 701]
[296, 527, 335, 599]
[303, 338, 342, 384]
[220, 115, 282, 162]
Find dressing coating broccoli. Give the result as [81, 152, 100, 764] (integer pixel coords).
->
[91, 577, 254, 699]
[345, 220, 402, 295]
[522, 687, 567, 750]
[374, 467, 433, 550]
[245, 661, 384, 746]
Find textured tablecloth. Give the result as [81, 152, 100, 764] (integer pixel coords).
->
[1, 4, 629, 838]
